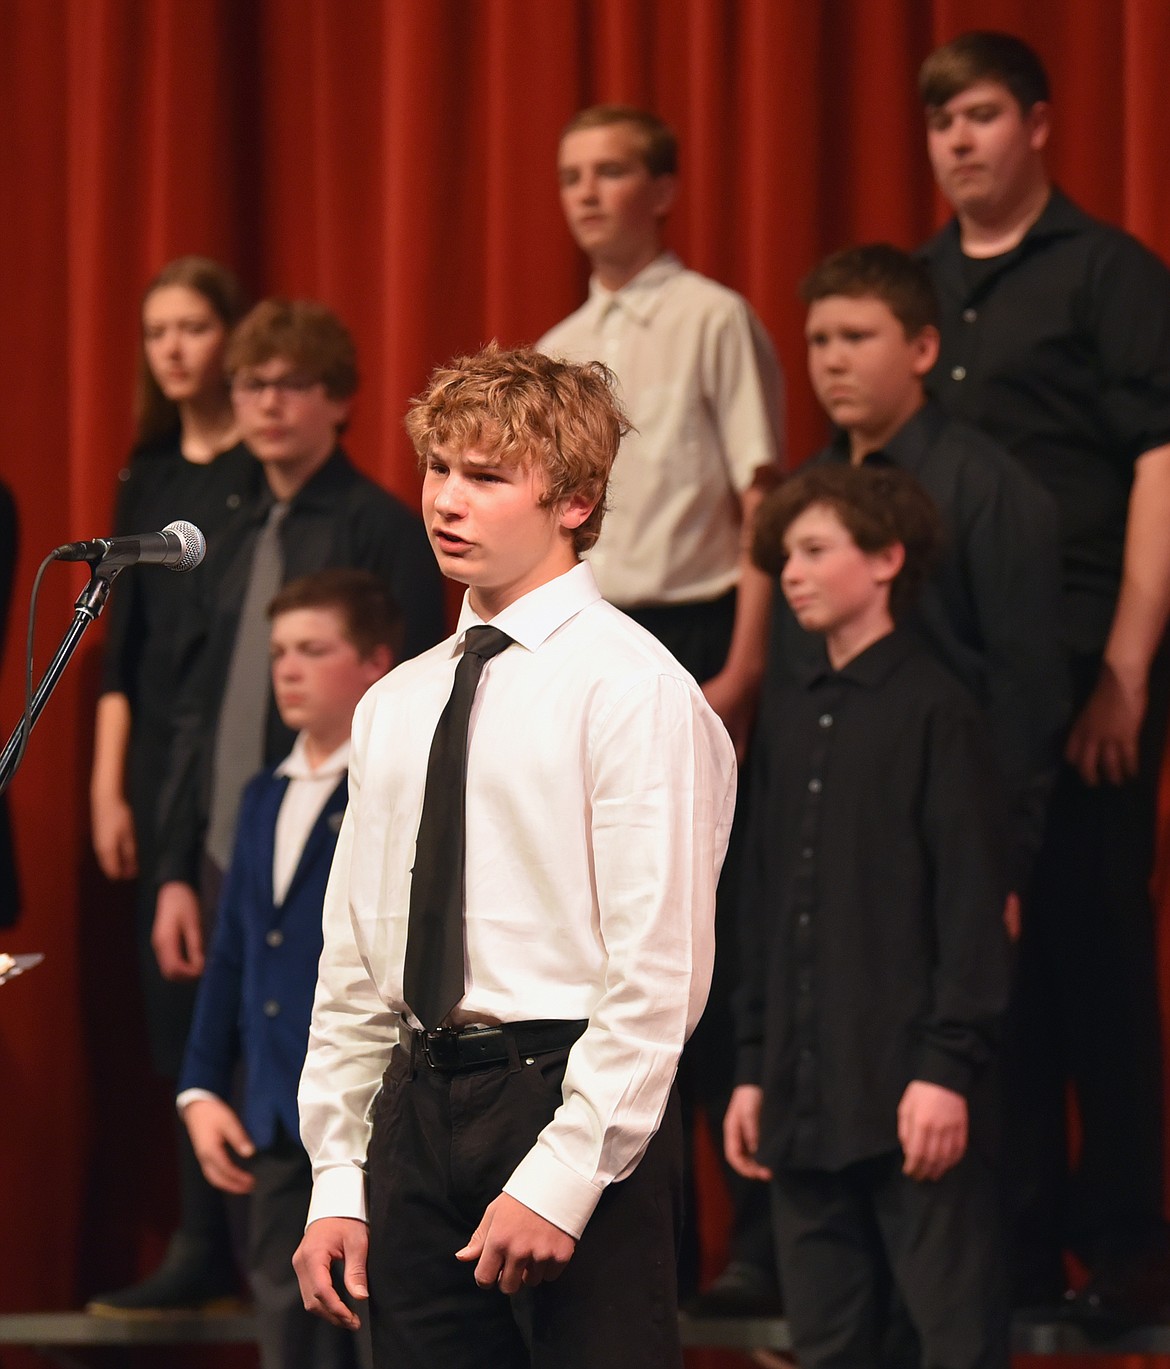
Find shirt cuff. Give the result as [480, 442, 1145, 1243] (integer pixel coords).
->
[502, 1145, 603, 1241]
[734, 1042, 763, 1087]
[175, 1088, 220, 1115]
[914, 1043, 975, 1098]
[306, 1164, 368, 1228]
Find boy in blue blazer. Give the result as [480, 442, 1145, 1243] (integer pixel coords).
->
[178, 568, 397, 1369]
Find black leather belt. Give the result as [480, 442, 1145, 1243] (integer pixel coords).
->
[407, 1019, 587, 1073]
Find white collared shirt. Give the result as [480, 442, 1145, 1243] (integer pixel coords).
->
[272, 735, 350, 905]
[299, 562, 736, 1238]
[538, 253, 783, 608]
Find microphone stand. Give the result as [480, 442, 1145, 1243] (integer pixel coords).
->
[0, 564, 120, 795]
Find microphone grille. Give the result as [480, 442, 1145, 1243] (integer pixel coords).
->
[164, 520, 207, 572]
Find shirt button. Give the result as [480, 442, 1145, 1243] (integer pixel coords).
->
[801, 847, 814, 860]
[951, 365, 967, 381]
[263, 999, 281, 1018]
[266, 929, 284, 948]
[227, 493, 241, 509]
[800, 1047, 814, 1062]
[818, 713, 833, 729]
[798, 912, 811, 928]
[799, 971, 812, 992]
[808, 777, 822, 795]
[962, 308, 977, 323]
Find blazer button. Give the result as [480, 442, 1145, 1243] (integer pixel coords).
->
[266, 929, 284, 948]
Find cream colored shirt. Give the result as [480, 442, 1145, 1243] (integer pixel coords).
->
[298, 563, 737, 1239]
[539, 253, 783, 608]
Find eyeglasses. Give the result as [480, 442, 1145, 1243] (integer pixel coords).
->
[231, 372, 321, 399]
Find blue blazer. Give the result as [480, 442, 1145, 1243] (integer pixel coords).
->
[179, 764, 348, 1150]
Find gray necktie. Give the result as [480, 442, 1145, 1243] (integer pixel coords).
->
[205, 500, 290, 871]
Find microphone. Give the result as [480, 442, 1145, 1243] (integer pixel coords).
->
[54, 519, 207, 572]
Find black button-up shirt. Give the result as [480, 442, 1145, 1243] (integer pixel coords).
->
[769, 403, 1068, 884]
[738, 630, 1010, 1172]
[921, 189, 1170, 654]
[157, 448, 445, 886]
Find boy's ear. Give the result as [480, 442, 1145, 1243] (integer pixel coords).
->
[872, 541, 905, 587]
[1027, 101, 1051, 154]
[558, 490, 597, 532]
[363, 643, 394, 681]
[652, 173, 678, 221]
[910, 325, 940, 379]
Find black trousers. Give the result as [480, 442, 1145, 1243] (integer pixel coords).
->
[771, 1151, 1009, 1369]
[365, 1043, 684, 1369]
[1007, 642, 1170, 1280]
[249, 1130, 372, 1369]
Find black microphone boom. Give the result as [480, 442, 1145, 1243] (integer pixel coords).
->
[53, 520, 206, 572]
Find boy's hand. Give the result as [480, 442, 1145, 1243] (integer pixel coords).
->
[456, 1193, 576, 1294]
[1065, 660, 1145, 786]
[91, 794, 138, 880]
[293, 1218, 368, 1329]
[723, 1084, 774, 1181]
[897, 1080, 967, 1181]
[182, 1097, 256, 1193]
[152, 881, 205, 979]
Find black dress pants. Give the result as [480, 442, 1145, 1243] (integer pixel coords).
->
[1007, 642, 1170, 1282]
[365, 1042, 684, 1369]
[771, 1151, 1009, 1369]
[249, 1129, 372, 1369]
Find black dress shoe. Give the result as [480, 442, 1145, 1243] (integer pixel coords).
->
[683, 1261, 784, 1318]
[86, 1233, 243, 1319]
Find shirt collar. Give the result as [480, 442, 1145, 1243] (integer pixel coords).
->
[585, 252, 682, 328]
[275, 732, 351, 782]
[819, 403, 947, 479]
[453, 561, 602, 655]
[803, 627, 915, 691]
[250, 447, 352, 520]
[929, 186, 1086, 270]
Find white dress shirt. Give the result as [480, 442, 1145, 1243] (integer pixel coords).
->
[299, 562, 737, 1239]
[271, 735, 350, 905]
[538, 253, 783, 609]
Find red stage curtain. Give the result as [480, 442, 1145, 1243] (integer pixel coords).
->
[0, 3, 1167, 1366]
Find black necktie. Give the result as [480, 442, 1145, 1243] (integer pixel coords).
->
[404, 625, 513, 1030]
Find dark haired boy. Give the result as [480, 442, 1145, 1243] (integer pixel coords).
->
[727, 464, 1011, 1369]
[177, 569, 397, 1369]
[918, 31, 1170, 1312]
[780, 243, 1066, 899]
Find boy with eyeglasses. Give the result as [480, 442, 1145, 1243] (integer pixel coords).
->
[102, 300, 443, 1315]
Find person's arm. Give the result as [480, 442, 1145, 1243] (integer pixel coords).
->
[724, 697, 775, 1182]
[494, 674, 735, 1250]
[90, 692, 138, 879]
[90, 464, 145, 879]
[961, 452, 1069, 884]
[701, 528, 774, 762]
[908, 695, 1010, 1179]
[700, 305, 785, 757]
[1067, 443, 1170, 785]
